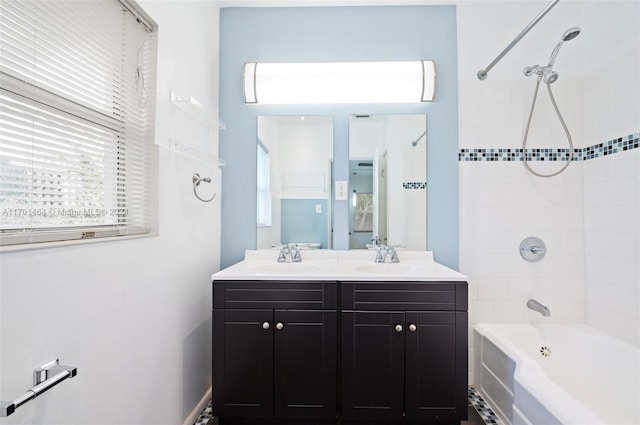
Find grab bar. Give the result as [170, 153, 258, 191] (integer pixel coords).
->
[0, 359, 77, 417]
[477, 0, 560, 80]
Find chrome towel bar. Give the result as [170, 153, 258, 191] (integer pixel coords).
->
[192, 173, 216, 202]
[0, 359, 77, 417]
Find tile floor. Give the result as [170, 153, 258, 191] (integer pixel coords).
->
[195, 387, 501, 425]
[193, 402, 213, 425]
[467, 387, 502, 424]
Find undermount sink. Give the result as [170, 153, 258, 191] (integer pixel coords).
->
[355, 263, 429, 276]
[248, 262, 322, 275]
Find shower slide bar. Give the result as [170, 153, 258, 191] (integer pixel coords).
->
[0, 359, 77, 417]
[477, 0, 560, 80]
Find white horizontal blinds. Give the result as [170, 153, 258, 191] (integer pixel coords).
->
[1, 1, 124, 117]
[0, 89, 119, 229]
[114, 4, 155, 230]
[0, 0, 156, 244]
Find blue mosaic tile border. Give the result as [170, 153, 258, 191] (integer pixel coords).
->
[403, 182, 427, 189]
[459, 132, 639, 162]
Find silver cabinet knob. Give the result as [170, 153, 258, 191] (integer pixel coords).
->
[262, 322, 270, 330]
[395, 324, 403, 333]
[409, 324, 417, 332]
[276, 322, 284, 330]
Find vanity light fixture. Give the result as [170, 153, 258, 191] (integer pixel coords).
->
[243, 60, 436, 104]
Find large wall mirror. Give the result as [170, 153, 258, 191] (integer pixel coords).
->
[256, 116, 333, 249]
[348, 114, 427, 250]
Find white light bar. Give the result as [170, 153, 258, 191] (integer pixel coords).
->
[243, 60, 436, 104]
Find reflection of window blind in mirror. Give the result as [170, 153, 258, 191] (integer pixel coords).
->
[281, 172, 326, 198]
[257, 143, 272, 227]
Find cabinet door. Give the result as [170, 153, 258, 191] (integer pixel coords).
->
[405, 311, 464, 422]
[273, 310, 337, 419]
[212, 309, 273, 418]
[341, 311, 405, 421]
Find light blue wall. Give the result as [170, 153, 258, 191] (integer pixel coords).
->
[281, 199, 328, 249]
[220, 6, 459, 269]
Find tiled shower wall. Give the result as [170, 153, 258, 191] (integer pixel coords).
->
[459, 1, 640, 386]
[459, 80, 587, 385]
[582, 48, 640, 347]
[460, 64, 639, 387]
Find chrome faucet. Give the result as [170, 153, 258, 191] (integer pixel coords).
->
[375, 245, 400, 263]
[277, 246, 290, 262]
[291, 244, 301, 262]
[527, 299, 551, 317]
[277, 244, 301, 263]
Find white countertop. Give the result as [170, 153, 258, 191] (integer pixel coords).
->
[212, 249, 467, 282]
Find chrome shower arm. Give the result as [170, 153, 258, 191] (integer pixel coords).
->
[411, 131, 427, 146]
[477, 0, 560, 80]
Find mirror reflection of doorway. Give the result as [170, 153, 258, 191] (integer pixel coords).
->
[348, 114, 426, 250]
[349, 169, 374, 249]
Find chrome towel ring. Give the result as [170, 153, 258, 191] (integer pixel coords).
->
[192, 173, 216, 202]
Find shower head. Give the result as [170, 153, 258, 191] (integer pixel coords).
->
[548, 26, 581, 67]
[523, 27, 581, 84]
[562, 27, 581, 42]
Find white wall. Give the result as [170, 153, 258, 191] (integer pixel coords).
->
[0, 2, 221, 424]
[458, 0, 640, 385]
[278, 119, 333, 198]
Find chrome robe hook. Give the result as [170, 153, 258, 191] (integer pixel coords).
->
[192, 173, 216, 202]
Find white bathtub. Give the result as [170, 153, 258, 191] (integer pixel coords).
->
[474, 324, 640, 425]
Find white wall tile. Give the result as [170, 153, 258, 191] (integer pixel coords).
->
[493, 301, 527, 323]
[469, 300, 494, 324]
[585, 255, 639, 291]
[582, 45, 640, 346]
[459, 2, 640, 366]
[477, 277, 510, 301]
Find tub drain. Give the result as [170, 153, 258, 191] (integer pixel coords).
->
[539, 345, 551, 357]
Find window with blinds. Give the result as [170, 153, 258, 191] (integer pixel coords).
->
[0, 0, 158, 246]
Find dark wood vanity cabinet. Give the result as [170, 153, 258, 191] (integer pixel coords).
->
[212, 281, 337, 421]
[341, 281, 469, 423]
[212, 279, 468, 425]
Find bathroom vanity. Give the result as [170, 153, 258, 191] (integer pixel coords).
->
[211, 250, 468, 425]
[212, 280, 337, 419]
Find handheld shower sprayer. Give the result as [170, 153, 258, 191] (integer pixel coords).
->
[548, 27, 581, 67]
[523, 27, 581, 84]
[521, 27, 581, 178]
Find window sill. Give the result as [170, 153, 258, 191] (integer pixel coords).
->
[0, 230, 158, 253]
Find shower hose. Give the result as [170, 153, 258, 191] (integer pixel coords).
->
[522, 78, 575, 177]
